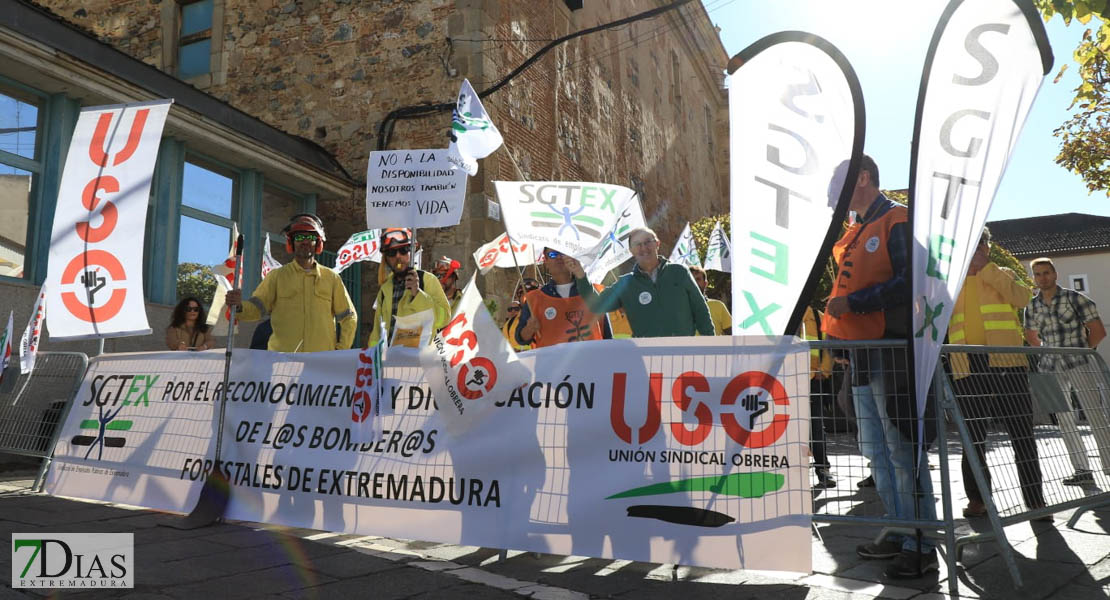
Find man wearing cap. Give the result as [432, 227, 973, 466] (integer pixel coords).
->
[433, 256, 464, 314]
[368, 228, 451, 346]
[226, 214, 356, 352]
[515, 248, 610, 348]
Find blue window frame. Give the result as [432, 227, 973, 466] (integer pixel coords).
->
[178, 0, 213, 79]
[0, 84, 44, 281]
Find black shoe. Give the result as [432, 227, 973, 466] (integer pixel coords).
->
[856, 540, 902, 560]
[815, 469, 837, 489]
[884, 549, 939, 579]
[857, 475, 875, 489]
[1063, 470, 1094, 486]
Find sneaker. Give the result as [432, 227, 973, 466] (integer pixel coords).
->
[856, 540, 902, 560]
[962, 500, 987, 518]
[884, 549, 939, 579]
[1063, 470, 1094, 486]
[857, 475, 875, 489]
[815, 468, 837, 489]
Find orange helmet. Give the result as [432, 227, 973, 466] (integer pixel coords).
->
[284, 214, 326, 254]
[380, 228, 414, 251]
[433, 256, 462, 285]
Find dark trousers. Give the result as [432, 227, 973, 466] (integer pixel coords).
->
[810, 376, 831, 468]
[953, 354, 1044, 509]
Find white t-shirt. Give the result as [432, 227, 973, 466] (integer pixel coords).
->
[555, 283, 575, 298]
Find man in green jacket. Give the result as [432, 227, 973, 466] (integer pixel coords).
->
[567, 227, 714, 337]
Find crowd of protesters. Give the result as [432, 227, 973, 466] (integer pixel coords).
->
[187, 160, 1110, 581]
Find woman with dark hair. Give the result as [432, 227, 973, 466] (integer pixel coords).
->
[166, 297, 213, 351]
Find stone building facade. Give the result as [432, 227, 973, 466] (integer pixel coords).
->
[36, 0, 729, 335]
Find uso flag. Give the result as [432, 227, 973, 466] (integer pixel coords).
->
[727, 33, 864, 336]
[46, 100, 171, 340]
[909, 0, 1052, 435]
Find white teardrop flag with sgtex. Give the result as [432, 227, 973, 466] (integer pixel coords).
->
[0, 311, 12, 382]
[446, 79, 504, 176]
[20, 285, 47, 375]
[261, 236, 282, 279]
[584, 193, 647, 284]
[668, 222, 702, 269]
[704, 221, 732, 273]
[420, 274, 530, 434]
[207, 222, 240, 337]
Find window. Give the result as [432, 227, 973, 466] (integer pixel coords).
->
[177, 157, 236, 301]
[0, 87, 41, 280]
[1071, 274, 1089, 293]
[178, 0, 213, 80]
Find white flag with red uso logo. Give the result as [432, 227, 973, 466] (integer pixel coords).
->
[335, 229, 382, 274]
[20, 284, 47, 375]
[207, 223, 240, 337]
[45, 100, 172, 340]
[473, 233, 539, 275]
[419, 274, 529, 433]
[260, 236, 282, 279]
[0, 311, 12, 381]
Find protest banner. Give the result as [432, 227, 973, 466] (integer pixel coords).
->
[19, 284, 47, 375]
[704, 221, 732, 273]
[420, 276, 529, 433]
[473, 233, 539, 275]
[727, 34, 863, 336]
[909, 0, 1051, 436]
[668, 222, 702, 269]
[583, 194, 646, 284]
[46, 100, 172, 340]
[365, 149, 467, 229]
[446, 79, 504, 175]
[45, 336, 812, 573]
[335, 229, 382, 274]
[495, 181, 640, 262]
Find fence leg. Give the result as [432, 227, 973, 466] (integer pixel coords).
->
[934, 368, 959, 597]
[943, 373, 1024, 589]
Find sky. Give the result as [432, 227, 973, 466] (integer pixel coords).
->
[710, 0, 1107, 222]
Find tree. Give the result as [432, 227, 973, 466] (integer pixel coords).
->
[176, 262, 218, 304]
[1035, 1, 1110, 194]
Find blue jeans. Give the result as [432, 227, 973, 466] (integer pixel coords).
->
[852, 349, 937, 552]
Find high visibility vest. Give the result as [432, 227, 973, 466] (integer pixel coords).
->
[824, 202, 907, 340]
[949, 271, 1028, 376]
[801, 306, 833, 378]
[608, 308, 633, 339]
[524, 286, 605, 348]
[502, 317, 532, 352]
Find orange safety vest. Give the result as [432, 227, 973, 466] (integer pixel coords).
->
[824, 202, 907, 340]
[524, 286, 605, 348]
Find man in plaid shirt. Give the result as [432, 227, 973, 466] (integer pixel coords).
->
[1024, 257, 1110, 485]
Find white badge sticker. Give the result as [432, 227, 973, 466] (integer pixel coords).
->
[864, 236, 880, 253]
[544, 307, 557, 320]
[639, 291, 652, 305]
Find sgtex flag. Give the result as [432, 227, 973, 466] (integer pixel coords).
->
[910, 0, 1052, 423]
[20, 285, 47, 375]
[495, 181, 640, 262]
[46, 100, 172, 340]
[207, 223, 241, 337]
[447, 79, 503, 176]
[668, 222, 702, 269]
[420, 275, 529, 434]
[704, 221, 732, 273]
[728, 35, 862, 336]
[584, 193, 646, 284]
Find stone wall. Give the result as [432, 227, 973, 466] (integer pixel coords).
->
[36, 0, 729, 338]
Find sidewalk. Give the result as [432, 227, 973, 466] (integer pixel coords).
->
[2, 467, 1109, 600]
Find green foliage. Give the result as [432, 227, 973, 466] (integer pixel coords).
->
[176, 262, 218, 304]
[1035, 1, 1110, 194]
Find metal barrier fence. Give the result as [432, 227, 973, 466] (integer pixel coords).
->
[808, 339, 1110, 592]
[0, 352, 89, 490]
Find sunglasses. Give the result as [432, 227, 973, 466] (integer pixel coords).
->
[292, 233, 318, 242]
[383, 247, 411, 258]
[508, 307, 520, 313]
[545, 250, 562, 259]
[185, 306, 200, 313]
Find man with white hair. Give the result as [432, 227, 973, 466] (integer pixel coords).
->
[567, 227, 713, 337]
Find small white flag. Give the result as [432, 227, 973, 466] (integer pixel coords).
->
[0, 310, 13, 382]
[412, 248, 423, 271]
[668, 222, 702, 269]
[19, 285, 47, 375]
[419, 275, 529, 434]
[473, 233, 540, 275]
[261, 236, 282, 279]
[446, 79, 503, 176]
[207, 223, 240, 337]
[704, 221, 732, 273]
[335, 229, 382, 274]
